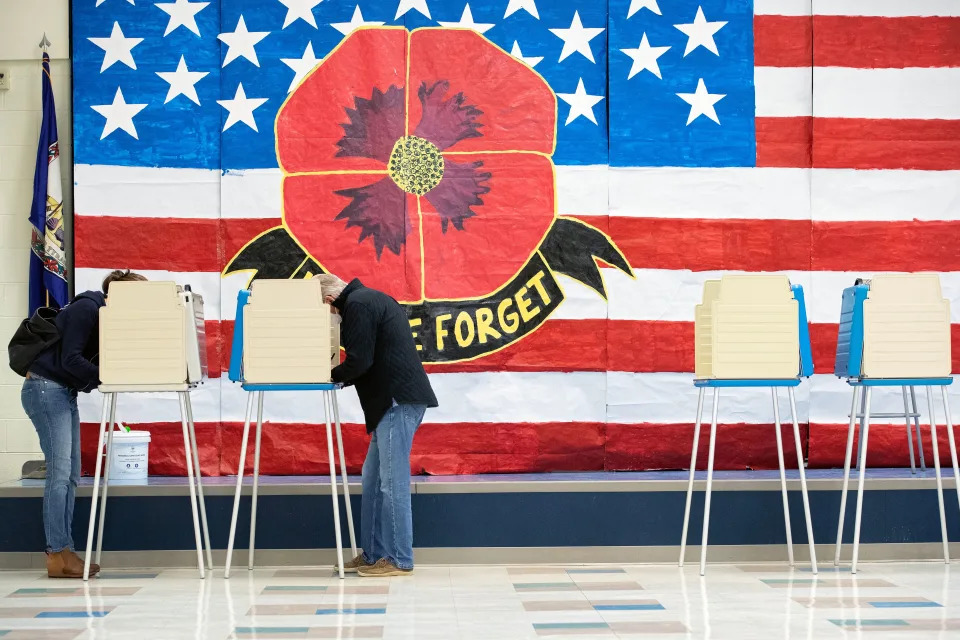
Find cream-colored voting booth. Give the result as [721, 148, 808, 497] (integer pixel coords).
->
[694, 275, 800, 380]
[682, 275, 818, 576]
[861, 275, 951, 379]
[833, 274, 958, 573]
[86, 281, 211, 580]
[242, 279, 340, 383]
[225, 279, 356, 579]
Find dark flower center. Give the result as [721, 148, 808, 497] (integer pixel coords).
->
[388, 136, 445, 196]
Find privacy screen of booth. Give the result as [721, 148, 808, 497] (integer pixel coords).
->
[71, 1, 960, 475]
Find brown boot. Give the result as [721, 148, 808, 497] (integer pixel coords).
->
[66, 550, 100, 576]
[336, 553, 373, 574]
[47, 551, 83, 579]
[357, 558, 413, 577]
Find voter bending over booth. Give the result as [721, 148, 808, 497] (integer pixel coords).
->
[14, 270, 147, 579]
[316, 275, 439, 577]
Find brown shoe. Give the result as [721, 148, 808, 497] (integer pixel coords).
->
[336, 553, 372, 574]
[66, 550, 100, 576]
[46, 551, 84, 579]
[357, 558, 413, 578]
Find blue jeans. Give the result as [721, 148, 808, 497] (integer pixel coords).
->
[361, 403, 426, 570]
[21, 376, 80, 553]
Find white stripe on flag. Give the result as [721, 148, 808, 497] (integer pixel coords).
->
[610, 167, 810, 220]
[76, 373, 960, 426]
[74, 267, 960, 325]
[610, 167, 960, 222]
[606, 269, 960, 324]
[815, 68, 960, 119]
[811, 170, 960, 223]
[760, 68, 960, 120]
[754, 0, 811, 16]
[75, 165, 960, 222]
[755, 68, 812, 118]
[809, 0, 960, 17]
[758, 0, 960, 17]
[75, 164, 613, 221]
[74, 164, 220, 218]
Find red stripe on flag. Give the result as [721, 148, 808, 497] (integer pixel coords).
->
[812, 220, 960, 271]
[756, 117, 812, 168]
[609, 218, 812, 271]
[813, 118, 960, 171]
[204, 319, 225, 380]
[78, 215, 960, 281]
[78, 418, 959, 476]
[809, 422, 960, 468]
[79, 420, 818, 476]
[75, 216, 281, 271]
[614, 218, 960, 272]
[814, 16, 960, 69]
[754, 15, 812, 67]
[606, 423, 808, 471]
[758, 118, 960, 170]
[423, 319, 609, 373]
[75, 216, 220, 271]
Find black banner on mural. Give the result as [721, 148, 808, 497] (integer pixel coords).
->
[223, 218, 632, 362]
[406, 253, 562, 361]
[540, 217, 632, 297]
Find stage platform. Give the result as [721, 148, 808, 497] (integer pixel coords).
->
[0, 470, 957, 570]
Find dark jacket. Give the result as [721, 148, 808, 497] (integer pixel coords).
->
[331, 279, 438, 432]
[30, 291, 105, 393]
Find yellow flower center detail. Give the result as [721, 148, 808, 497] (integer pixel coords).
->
[387, 136, 444, 196]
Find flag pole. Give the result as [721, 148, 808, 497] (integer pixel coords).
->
[40, 33, 51, 311]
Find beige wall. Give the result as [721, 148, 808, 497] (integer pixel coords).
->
[0, 0, 72, 481]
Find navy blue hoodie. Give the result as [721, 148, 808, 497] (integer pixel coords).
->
[30, 291, 105, 393]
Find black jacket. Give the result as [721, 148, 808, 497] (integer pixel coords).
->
[30, 291, 105, 392]
[331, 280, 438, 432]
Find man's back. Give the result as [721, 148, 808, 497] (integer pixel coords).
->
[332, 280, 438, 432]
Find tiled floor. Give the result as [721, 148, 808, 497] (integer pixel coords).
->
[0, 562, 957, 638]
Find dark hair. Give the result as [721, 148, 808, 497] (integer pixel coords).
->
[102, 269, 147, 294]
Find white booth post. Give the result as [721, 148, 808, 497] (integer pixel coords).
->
[84, 282, 211, 580]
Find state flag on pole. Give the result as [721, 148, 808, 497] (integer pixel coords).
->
[28, 51, 68, 315]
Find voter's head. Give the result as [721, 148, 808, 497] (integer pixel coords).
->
[101, 269, 147, 295]
[316, 273, 348, 309]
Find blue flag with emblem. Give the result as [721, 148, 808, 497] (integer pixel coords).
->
[29, 52, 69, 315]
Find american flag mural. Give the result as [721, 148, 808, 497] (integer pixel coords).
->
[72, 0, 960, 476]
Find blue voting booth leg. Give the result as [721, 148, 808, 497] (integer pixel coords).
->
[679, 383, 818, 576]
[224, 388, 356, 580]
[835, 382, 960, 574]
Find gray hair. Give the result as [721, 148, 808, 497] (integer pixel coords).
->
[315, 273, 348, 300]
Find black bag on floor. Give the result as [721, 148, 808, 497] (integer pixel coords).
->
[7, 307, 61, 377]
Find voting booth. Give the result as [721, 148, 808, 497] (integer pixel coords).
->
[681, 275, 818, 575]
[226, 279, 356, 579]
[87, 281, 212, 580]
[241, 279, 341, 384]
[832, 274, 958, 573]
[694, 275, 804, 380]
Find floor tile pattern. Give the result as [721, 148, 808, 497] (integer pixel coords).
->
[0, 562, 956, 638]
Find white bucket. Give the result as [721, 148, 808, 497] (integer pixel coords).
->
[109, 429, 151, 480]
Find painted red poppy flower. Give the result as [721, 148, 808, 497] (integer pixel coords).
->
[277, 27, 557, 302]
